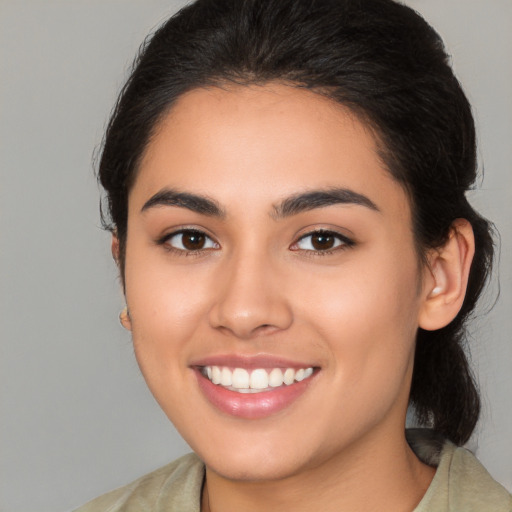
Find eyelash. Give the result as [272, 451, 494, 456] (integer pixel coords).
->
[156, 228, 354, 256]
[290, 229, 355, 256]
[156, 228, 219, 257]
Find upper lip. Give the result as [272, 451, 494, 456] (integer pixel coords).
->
[190, 353, 318, 370]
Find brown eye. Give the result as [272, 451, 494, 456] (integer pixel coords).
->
[182, 231, 206, 250]
[310, 232, 336, 250]
[165, 229, 218, 252]
[293, 230, 352, 253]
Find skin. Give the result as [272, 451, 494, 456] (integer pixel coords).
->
[116, 84, 474, 511]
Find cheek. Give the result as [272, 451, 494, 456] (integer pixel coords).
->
[293, 247, 421, 376]
[125, 261, 210, 424]
[296, 255, 420, 440]
[125, 239, 212, 320]
[123, 245, 215, 376]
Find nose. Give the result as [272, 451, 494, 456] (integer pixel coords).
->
[208, 249, 293, 340]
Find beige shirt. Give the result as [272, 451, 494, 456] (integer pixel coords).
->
[75, 430, 511, 511]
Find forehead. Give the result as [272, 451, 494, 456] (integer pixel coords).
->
[133, 83, 410, 219]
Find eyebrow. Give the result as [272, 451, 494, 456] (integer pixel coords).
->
[140, 186, 379, 218]
[273, 187, 380, 218]
[141, 189, 225, 217]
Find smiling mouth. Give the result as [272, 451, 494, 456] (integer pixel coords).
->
[200, 366, 315, 393]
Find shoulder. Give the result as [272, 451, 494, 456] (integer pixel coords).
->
[73, 453, 204, 512]
[444, 443, 512, 511]
[408, 429, 512, 511]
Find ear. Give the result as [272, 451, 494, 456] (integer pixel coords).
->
[119, 306, 132, 331]
[111, 233, 131, 330]
[111, 232, 120, 266]
[418, 219, 475, 331]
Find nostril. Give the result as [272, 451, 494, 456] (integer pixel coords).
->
[253, 324, 281, 336]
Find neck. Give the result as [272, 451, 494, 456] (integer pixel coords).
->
[201, 429, 435, 512]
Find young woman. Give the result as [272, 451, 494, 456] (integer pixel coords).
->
[76, 0, 511, 510]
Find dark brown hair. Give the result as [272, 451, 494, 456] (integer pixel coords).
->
[98, 0, 494, 445]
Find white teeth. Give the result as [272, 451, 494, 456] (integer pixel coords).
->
[268, 368, 284, 387]
[295, 368, 305, 382]
[211, 366, 221, 385]
[232, 368, 250, 389]
[203, 365, 314, 391]
[250, 369, 269, 389]
[283, 368, 295, 385]
[220, 367, 232, 386]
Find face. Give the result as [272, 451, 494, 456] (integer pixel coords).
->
[122, 84, 428, 480]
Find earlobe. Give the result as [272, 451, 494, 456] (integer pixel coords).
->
[418, 219, 475, 331]
[119, 306, 132, 331]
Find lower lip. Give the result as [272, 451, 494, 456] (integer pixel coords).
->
[194, 369, 315, 419]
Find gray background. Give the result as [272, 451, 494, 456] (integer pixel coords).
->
[1, 1, 510, 511]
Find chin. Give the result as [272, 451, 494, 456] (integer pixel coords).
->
[203, 453, 305, 482]
[191, 431, 321, 482]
